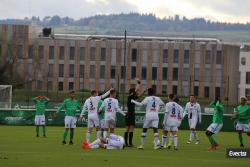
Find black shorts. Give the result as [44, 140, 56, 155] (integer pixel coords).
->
[125, 113, 135, 126]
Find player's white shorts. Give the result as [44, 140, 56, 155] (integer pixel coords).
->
[188, 118, 198, 129]
[88, 115, 100, 128]
[65, 116, 77, 128]
[164, 125, 178, 132]
[34, 115, 45, 125]
[104, 119, 116, 129]
[207, 123, 223, 134]
[143, 118, 159, 129]
[100, 119, 105, 129]
[236, 123, 250, 132]
[105, 135, 124, 149]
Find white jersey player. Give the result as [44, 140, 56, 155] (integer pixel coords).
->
[100, 89, 125, 138]
[80, 88, 113, 143]
[183, 95, 201, 144]
[162, 94, 183, 150]
[131, 88, 165, 150]
[82, 134, 125, 150]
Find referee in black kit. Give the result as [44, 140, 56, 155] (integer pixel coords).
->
[124, 78, 146, 147]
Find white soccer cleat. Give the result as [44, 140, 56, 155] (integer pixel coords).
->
[186, 141, 191, 144]
[195, 140, 199, 145]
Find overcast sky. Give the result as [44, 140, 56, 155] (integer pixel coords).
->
[0, 0, 249, 23]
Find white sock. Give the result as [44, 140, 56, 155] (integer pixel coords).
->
[162, 135, 167, 146]
[189, 131, 194, 141]
[193, 131, 199, 141]
[168, 133, 173, 145]
[141, 132, 146, 145]
[90, 144, 100, 149]
[97, 130, 102, 139]
[173, 135, 178, 147]
[90, 138, 101, 147]
[103, 131, 108, 138]
[86, 132, 91, 143]
[154, 133, 159, 146]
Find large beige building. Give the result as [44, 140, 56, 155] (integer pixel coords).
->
[0, 24, 240, 104]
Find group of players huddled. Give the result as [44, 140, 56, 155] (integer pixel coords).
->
[32, 78, 250, 152]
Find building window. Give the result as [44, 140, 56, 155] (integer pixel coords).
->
[59, 64, 64, 77]
[131, 66, 136, 79]
[80, 47, 85, 61]
[205, 50, 211, 64]
[101, 48, 106, 61]
[59, 46, 64, 60]
[121, 66, 125, 79]
[69, 82, 74, 90]
[241, 57, 246, 65]
[48, 64, 53, 77]
[194, 86, 199, 96]
[39, 45, 44, 59]
[173, 85, 178, 95]
[194, 68, 199, 81]
[49, 46, 54, 59]
[152, 67, 157, 81]
[79, 65, 84, 78]
[183, 68, 189, 81]
[184, 50, 189, 64]
[216, 51, 222, 64]
[100, 65, 105, 79]
[132, 49, 137, 62]
[204, 87, 209, 98]
[111, 66, 116, 79]
[173, 49, 179, 63]
[183, 85, 189, 97]
[152, 50, 158, 63]
[162, 85, 167, 95]
[48, 81, 53, 90]
[173, 68, 178, 81]
[245, 89, 250, 100]
[246, 72, 250, 84]
[215, 87, 220, 97]
[90, 47, 96, 61]
[90, 65, 95, 78]
[205, 68, 210, 82]
[28, 45, 33, 59]
[163, 49, 168, 63]
[69, 64, 74, 78]
[141, 67, 147, 80]
[162, 67, 168, 80]
[69, 47, 75, 60]
[58, 82, 63, 91]
[17, 45, 23, 59]
[37, 80, 43, 90]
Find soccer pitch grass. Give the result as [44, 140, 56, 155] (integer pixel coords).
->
[0, 126, 250, 167]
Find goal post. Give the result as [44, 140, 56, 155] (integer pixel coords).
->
[0, 85, 12, 108]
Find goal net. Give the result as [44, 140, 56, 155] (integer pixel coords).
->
[0, 85, 12, 108]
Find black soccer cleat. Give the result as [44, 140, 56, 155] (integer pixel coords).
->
[240, 144, 244, 148]
[69, 141, 74, 145]
[62, 140, 66, 145]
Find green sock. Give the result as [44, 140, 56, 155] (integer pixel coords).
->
[63, 129, 69, 141]
[42, 126, 46, 136]
[238, 133, 243, 145]
[208, 135, 215, 145]
[36, 126, 39, 136]
[70, 130, 74, 141]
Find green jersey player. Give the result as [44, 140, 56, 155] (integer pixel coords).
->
[205, 96, 224, 152]
[232, 96, 250, 147]
[32, 96, 50, 137]
[56, 91, 81, 145]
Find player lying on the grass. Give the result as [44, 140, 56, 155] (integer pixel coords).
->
[183, 95, 201, 144]
[82, 134, 125, 150]
[32, 95, 50, 137]
[80, 88, 113, 143]
[56, 91, 81, 145]
[231, 96, 250, 148]
[162, 94, 183, 150]
[131, 87, 165, 150]
[205, 96, 224, 152]
[99, 89, 126, 138]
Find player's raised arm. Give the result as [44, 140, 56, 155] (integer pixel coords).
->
[131, 99, 143, 107]
[100, 87, 114, 99]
